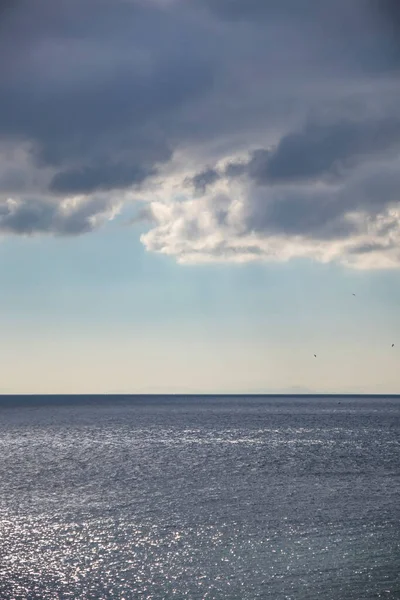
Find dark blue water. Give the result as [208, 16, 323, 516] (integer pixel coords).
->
[0, 395, 399, 599]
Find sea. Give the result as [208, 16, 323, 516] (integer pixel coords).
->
[0, 395, 399, 599]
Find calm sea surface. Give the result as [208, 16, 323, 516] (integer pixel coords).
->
[0, 395, 399, 599]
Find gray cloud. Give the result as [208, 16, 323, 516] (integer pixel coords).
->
[187, 113, 400, 198]
[267, 117, 400, 182]
[244, 188, 356, 241]
[50, 163, 155, 195]
[191, 0, 323, 21]
[1, 0, 400, 268]
[224, 117, 400, 186]
[126, 206, 156, 226]
[0, 0, 215, 193]
[348, 240, 396, 256]
[186, 168, 221, 194]
[242, 160, 400, 243]
[141, 158, 400, 268]
[0, 196, 118, 236]
[2, 0, 398, 175]
[193, 0, 400, 75]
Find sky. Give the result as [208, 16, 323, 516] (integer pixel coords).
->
[0, 0, 400, 394]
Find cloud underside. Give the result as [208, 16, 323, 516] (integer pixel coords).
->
[141, 176, 400, 270]
[0, 195, 120, 236]
[1, 0, 400, 268]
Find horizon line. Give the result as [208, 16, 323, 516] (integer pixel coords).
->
[0, 393, 399, 398]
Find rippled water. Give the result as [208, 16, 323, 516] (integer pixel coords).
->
[0, 395, 399, 599]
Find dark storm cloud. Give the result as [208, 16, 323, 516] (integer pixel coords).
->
[0, 0, 14, 15]
[189, 114, 400, 193]
[1, 0, 398, 166]
[226, 117, 400, 185]
[243, 188, 356, 241]
[195, 0, 400, 36]
[243, 163, 400, 242]
[372, 0, 400, 36]
[0, 57, 211, 165]
[0, 0, 215, 192]
[50, 163, 155, 195]
[191, 0, 320, 21]
[194, 0, 400, 75]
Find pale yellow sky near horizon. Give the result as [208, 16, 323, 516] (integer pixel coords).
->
[1, 325, 398, 395]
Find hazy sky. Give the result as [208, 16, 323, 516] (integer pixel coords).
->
[1, 0, 400, 393]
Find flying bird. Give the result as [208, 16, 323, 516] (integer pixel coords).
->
[314, 354, 317, 358]
[352, 293, 356, 297]
[392, 343, 395, 347]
